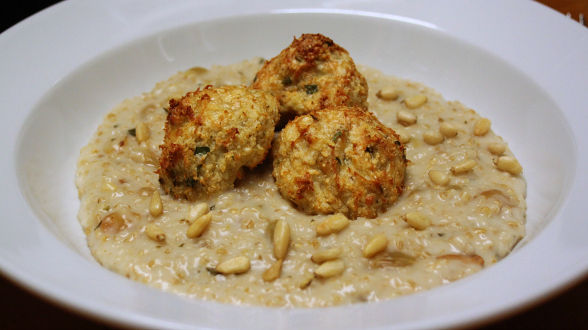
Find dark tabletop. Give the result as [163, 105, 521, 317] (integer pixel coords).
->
[2, 1, 586, 329]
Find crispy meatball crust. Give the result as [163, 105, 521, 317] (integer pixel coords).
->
[251, 33, 368, 118]
[159, 85, 279, 200]
[272, 106, 406, 219]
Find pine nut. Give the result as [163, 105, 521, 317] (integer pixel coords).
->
[311, 247, 342, 264]
[423, 131, 444, 145]
[299, 273, 314, 289]
[488, 143, 506, 155]
[145, 223, 166, 242]
[496, 156, 522, 175]
[439, 122, 458, 137]
[404, 94, 428, 109]
[397, 110, 417, 126]
[405, 212, 431, 230]
[316, 213, 349, 236]
[262, 259, 283, 282]
[428, 170, 450, 186]
[273, 220, 290, 260]
[187, 213, 212, 238]
[314, 259, 345, 278]
[215, 256, 250, 275]
[149, 190, 163, 216]
[363, 234, 388, 258]
[136, 122, 150, 143]
[189, 202, 209, 221]
[376, 87, 399, 101]
[451, 159, 476, 175]
[98, 212, 125, 234]
[398, 133, 411, 144]
[474, 118, 491, 136]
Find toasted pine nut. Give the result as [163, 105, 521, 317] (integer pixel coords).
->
[439, 122, 458, 137]
[316, 213, 349, 236]
[136, 122, 150, 143]
[273, 220, 290, 260]
[423, 131, 444, 145]
[149, 190, 163, 216]
[187, 213, 212, 238]
[315, 259, 345, 278]
[145, 224, 166, 242]
[98, 212, 125, 234]
[398, 133, 411, 144]
[311, 247, 342, 264]
[397, 110, 417, 126]
[215, 256, 250, 275]
[376, 87, 399, 101]
[189, 202, 209, 221]
[496, 156, 522, 175]
[262, 259, 283, 282]
[363, 234, 388, 258]
[405, 212, 431, 230]
[474, 118, 491, 136]
[299, 273, 314, 289]
[428, 170, 450, 186]
[488, 143, 506, 155]
[404, 94, 428, 109]
[451, 159, 476, 175]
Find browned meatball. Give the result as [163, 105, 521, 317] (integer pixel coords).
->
[159, 85, 279, 200]
[272, 106, 406, 219]
[252, 34, 368, 119]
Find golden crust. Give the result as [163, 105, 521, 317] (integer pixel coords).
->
[251, 33, 368, 118]
[159, 85, 279, 200]
[272, 106, 406, 219]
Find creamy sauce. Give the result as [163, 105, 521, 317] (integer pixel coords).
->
[76, 58, 526, 307]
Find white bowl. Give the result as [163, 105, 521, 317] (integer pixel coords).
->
[1, 1, 587, 329]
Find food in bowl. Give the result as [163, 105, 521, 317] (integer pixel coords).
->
[76, 34, 525, 307]
[272, 106, 406, 219]
[251, 34, 368, 118]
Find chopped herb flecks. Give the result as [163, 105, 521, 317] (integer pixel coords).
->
[332, 130, 343, 142]
[128, 128, 136, 136]
[282, 76, 292, 86]
[304, 84, 318, 94]
[194, 146, 210, 155]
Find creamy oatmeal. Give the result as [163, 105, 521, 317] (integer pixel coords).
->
[76, 58, 526, 307]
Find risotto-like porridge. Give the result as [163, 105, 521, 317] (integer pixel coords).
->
[76, 58, 525, 307]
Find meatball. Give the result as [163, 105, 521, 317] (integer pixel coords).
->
[159, 85, 279, 200]
[251, 33, 368, 119]
[272, 106, 406, 219]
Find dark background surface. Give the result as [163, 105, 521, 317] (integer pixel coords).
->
[2, 1, 587, 329]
